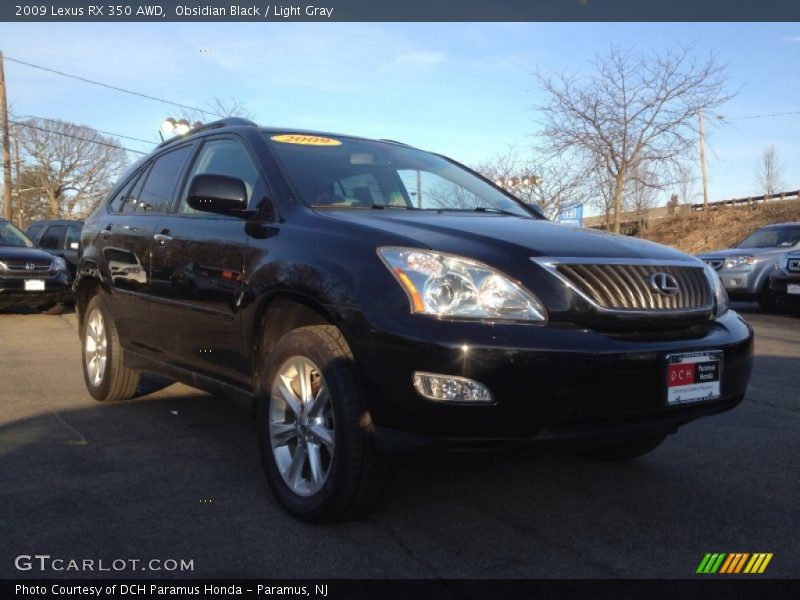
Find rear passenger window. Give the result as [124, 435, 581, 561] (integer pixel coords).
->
[39, 225, 65, 250]
[109, 170, 144, 213]
[137, 145, 193, 212]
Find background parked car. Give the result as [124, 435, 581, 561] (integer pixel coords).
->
[25, 219, 84, 277]
[696, 222, 800, 311]
[769, 251, 800, 314]
[0, 218, 72, 314]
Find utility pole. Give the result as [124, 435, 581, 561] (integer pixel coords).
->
[0, 51, 13, 221]
[698, 110, 709, 215]
[13, 123, 23, 228]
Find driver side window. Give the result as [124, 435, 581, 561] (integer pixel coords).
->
[180, 139, 260, 214]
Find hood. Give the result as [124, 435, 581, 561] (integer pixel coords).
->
[0, 246, 55, 263]
[318, 210, 695, 262]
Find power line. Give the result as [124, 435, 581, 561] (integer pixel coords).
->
[725, 109, 800, 120]
[4, 55, 222, 119]
[16, 114, 157, 146]
[10, 119, 148, 155]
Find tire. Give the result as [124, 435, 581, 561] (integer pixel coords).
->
[758, 284, 784, 313]
[39, 302, 66, 315]
[81, 293, 140, 402]
[257, 325, 389, 523]
[580, 433, 667, 462]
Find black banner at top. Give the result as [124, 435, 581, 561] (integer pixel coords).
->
[2, 0, 800, 22]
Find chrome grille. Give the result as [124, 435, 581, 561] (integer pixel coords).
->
[788, 258, 800, 273]
[703, 258, 724, 271]
[1, 260, 54, 278]
[553, 263, 712, 311]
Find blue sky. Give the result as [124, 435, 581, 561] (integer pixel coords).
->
[1, 22, 799, 207]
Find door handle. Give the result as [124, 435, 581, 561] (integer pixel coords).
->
[99, 225, 112, 237]
[153, 233, 173, 246]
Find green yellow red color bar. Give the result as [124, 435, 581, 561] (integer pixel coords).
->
[697, 553, 773, 574]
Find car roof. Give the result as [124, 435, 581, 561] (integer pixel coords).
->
[155, 118, 413, 153]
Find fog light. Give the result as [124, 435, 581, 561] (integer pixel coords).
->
[412, 372, 493, 403]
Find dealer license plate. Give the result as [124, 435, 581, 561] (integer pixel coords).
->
[24, 279, 45, 291]
[787, 284, 800, 295]
[666, 351, 722, 406]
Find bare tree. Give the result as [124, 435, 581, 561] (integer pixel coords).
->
[754, 145, 785, 197]
[588, 167, 617, 230]
[181, 97, 254, 124]
[535, 45, 732, 232]
[675, 161, 698, 206]
[626, 164, 659, 229]
[16, 118, 128, 219]
[475, 145, 587, 218]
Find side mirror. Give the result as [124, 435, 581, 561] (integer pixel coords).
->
[187, 174, 248, 216]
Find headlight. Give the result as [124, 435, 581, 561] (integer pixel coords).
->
[723, 254, 755, 269]
[703, 263, 728, 317]
[377, 247, 547, 322]
[51, 256, 68, 272]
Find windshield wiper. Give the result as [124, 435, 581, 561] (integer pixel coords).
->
[472, 206, 527, 217]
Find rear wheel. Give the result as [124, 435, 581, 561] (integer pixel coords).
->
[82, 294, 140, 402]
[257, 325, 389, 522]
[581, 433, 667, 462]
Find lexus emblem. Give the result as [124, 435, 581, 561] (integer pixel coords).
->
[650, 272, 680, 296]
[25, 262, 35, 271]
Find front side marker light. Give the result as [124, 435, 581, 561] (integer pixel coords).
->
[413, 372, 493, 404]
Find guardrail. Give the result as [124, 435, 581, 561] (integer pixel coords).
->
[691, 189, 800, 211]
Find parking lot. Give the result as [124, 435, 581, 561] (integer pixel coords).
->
[1, 304, 797, 578]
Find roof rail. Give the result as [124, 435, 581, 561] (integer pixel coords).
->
[379, 138, 410, 146]
[157, 117, 258, 148]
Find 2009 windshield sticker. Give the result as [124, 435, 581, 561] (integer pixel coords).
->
[271, 134, 342, 146]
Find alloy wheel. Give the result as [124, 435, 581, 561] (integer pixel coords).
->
[269, 356, 336, 497]
[84, 309, 108, 387]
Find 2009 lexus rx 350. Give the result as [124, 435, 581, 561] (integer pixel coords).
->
[75, 119, 754, 522]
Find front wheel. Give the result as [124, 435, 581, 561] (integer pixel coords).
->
[257, 325, 389, 523]
[81, 294, 140, 402]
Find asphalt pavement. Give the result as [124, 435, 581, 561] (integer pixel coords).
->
[1, 304, 797, 578]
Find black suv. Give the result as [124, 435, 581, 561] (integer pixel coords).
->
[75, 119, 754, 522]
[0, 218, 72, 313]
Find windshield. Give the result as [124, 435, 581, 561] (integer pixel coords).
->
[738, 226, 800, 249]
[0, 221, 34, 248]
[264, 133, 536, 218]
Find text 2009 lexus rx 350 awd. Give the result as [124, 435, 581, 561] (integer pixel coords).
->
[74, 119, 753, 522]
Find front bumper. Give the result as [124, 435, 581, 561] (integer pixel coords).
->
[338, 308, 754, 446]
[0, 273, 72, 308]
[770, 271, 800, 308]
[716, 267, 760, 297]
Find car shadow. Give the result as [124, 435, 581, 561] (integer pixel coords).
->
[1, 355, 797, 578]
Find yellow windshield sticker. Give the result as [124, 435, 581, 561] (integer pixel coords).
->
[271, 134, 342, 146]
